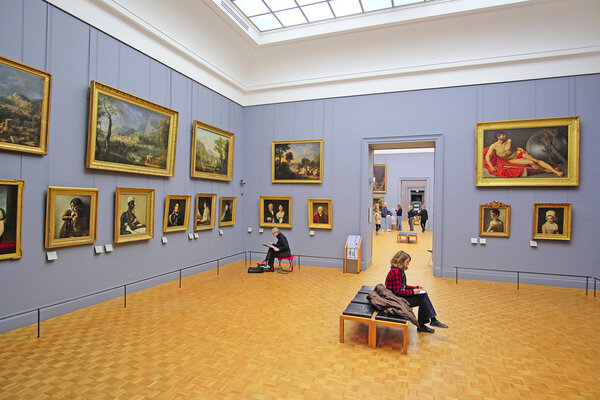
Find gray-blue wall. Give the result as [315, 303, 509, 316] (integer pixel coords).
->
[2, 0, 599, 332]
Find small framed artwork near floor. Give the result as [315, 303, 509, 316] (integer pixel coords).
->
[0, 179, 24, 260]
[194, 193, 216, 231]
[45, 186, 99, 249]
[308, 198, 332, 229]
[478, 201, 510, 238]
[532, 203, 572, 241]
[162, 195, 191, 233]
[219, 197, 236, 227]
[114, 187, 155, 244]
[260, 196, 292, 229]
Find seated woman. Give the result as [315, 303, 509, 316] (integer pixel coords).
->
[385, 250, 448, 333]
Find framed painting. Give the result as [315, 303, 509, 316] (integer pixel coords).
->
[373, 164, 387, 193]
[45, 186, 98, 249]
[479, 201, 511, 238]
[0, 179, 24, 260]
[114, 187, 155, 244]
[260, 196, 292, 229]
[308, 198, 332, 230]
[476, 116, 579, 186]
[162, 194, 191, 233]
[86, 81, 178, 177]
[219, 197, 236, 227]
[194, 193, 216, 231]
[532, 203, 572, 241]
[191, 121, 234, 181]
[0, 56, 52, 155]
[272, 139, 323, 183]
[373, 197, 383, 209]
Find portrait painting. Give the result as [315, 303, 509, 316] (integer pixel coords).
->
[219, 197, 237, 227]
[479, 201, 511, 238]
[532, 203, 571, 241]
[260, 196, 292, 229]
[308, 198, 332, 229]
[162, 195, 191, 233]
[45, 186, 98, 249]
[0, 56, 52, 155]
[272, 139, 323, 183]
[373, 164, 387, 193]
[0, 179, 24, 260]
[114, 187, 155, 244]
[373, 197, 383, 209]
[191, 121, 234, 181]
[194, 193, 216, 231]
[476, 116, 579, 187]
[86, 81, 178, 177]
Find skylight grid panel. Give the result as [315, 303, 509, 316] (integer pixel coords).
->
[296, 0, 324, 5]
[264, 0, 298, 12]
[233, 0, 270, 16]
[302, 2, 334, 22]
[361, 0, 392, 12]
[275, 8, 308, 26]
[250, 13, 283, 30]
[330, 0, 362, 17]
[393, 0, 424, 6]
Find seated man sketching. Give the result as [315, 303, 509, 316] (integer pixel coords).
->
[257, 227, 291, 272]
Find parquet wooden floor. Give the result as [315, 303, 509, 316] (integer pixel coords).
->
[2, 223, 600, 399]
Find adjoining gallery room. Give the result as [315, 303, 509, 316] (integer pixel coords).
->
[1, 0, 600, 398]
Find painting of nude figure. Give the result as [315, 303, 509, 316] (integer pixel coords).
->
[475, 116, 579, 187]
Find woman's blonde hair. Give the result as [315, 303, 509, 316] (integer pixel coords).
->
[390, 250, 411, 270]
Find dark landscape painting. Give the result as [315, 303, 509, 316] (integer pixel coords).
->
[272, 140, 323, 183]
[0, 57, 51, 154]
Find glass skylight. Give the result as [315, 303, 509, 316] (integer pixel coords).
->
[231, 0, 430, 32]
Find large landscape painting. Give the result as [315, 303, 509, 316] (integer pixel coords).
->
[86, 81, 178, 177]
[191, 121, 234, 181]
[272, 139, 323, 183]
[0, 56, 51, 155]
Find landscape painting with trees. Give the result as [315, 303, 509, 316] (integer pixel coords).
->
[272, 139, 323, 183]
[0, 56, 51, 155]
[86, 81, 178, 177]
[191, 121, 234, 181]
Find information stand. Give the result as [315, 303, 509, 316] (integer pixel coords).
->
[344, 235, 362, 274]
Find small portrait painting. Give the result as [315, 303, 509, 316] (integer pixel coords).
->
[260, 196, 292, 229]
[308, 199, 332, 229]
[532, 203, 571, 241]
[114, 187, 154, 243]
[479, 201, 511, 238]
[0, 179, 24, 259]
[194, 193, 216, 231]
[163, 195, 191, 233]
[219, 197, 236, 227]
[373, 164, 387, 193]
[45, 186, 98, 249]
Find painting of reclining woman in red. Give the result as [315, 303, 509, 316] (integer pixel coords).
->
[476, 117, 579, 187]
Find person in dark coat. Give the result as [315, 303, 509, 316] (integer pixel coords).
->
[257, 227, 291, 272]
[420, 205, 429, 232]
[407, 205, 417, 231]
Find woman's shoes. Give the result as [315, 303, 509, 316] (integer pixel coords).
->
[256, 260, 268, 266]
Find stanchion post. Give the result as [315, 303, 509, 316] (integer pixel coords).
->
[123, 285, 127, 308]
[517, 272, 520, 290]
[217, 259, 220, 275]
[586, 276, 589, 296]
[179, 270, 182, 288]
[37, 309, 40, 338]
[455, 267, 458, 284]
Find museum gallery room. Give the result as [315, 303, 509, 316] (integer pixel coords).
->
[1, 0, 599, 398]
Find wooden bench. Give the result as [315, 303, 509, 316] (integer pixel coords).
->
[340, 289, 408, 354]
[397, 231, 418, 243]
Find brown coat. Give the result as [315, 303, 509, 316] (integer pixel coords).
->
[367, 284, 419, 327]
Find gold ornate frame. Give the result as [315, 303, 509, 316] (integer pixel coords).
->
[260, 196, 293, 229]
[0, 56, 51, 155]
[86, 81, 178, 177]
[114, 187, 155, 244]
[194, 193, 216, 231]
[219, 197, 237, 227]
[272, 139, 323, 183]
[373, 164, 387, 193]
[191, 121, 234, 181]
[308, 198, 332, 230]
[479, 201, 511, 238]
[476, 116, 579, 186]
[45, 186, 98, 249]
[162, 195, 191, 233]
[532, 203, 572, 241]
[0, 179, 24, 260]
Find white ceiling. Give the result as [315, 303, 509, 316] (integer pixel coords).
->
[46, 0, 600, 106]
